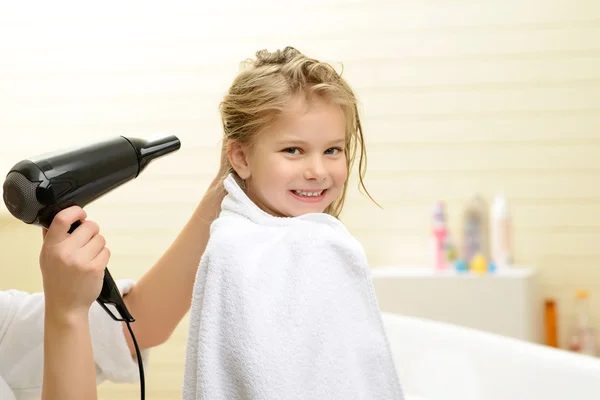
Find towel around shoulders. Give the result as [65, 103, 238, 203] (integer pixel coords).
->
[183, 174, 404, 400]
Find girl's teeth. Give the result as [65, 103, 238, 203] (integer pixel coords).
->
[294, 190, 323, 197]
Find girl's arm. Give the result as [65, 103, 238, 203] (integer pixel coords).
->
[120, 162, 227, 353]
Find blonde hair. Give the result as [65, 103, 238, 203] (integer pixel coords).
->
[218, 46, 376, 217]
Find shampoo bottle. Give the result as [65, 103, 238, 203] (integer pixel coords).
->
[461, 194, 490, 263]
[432, 202, 449, 270]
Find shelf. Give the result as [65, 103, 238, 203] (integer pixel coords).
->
[371, 264, 541, 343]
[371, 265, 536, 279]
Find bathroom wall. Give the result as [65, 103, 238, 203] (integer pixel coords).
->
[1, 1, 599, 398]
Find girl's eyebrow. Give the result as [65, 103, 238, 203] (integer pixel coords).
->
[275, 138, 346, 146]
[275, 138, 307, 146]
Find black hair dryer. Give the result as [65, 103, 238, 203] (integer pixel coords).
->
[2, 134, 181, 322]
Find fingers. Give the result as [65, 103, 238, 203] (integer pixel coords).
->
[90, 247, 111, 274]
[42, 207, 110, 277]
[80, 233, 107, 263]
[69, 220, 101, 249]
[44, 206, 87, 245]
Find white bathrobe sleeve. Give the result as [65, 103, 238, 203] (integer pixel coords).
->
[0, 279, 148, 400]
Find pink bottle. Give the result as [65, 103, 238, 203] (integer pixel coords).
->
[432, 202, 449, 270]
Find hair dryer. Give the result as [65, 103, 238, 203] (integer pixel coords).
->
[2, 134, 181, 323]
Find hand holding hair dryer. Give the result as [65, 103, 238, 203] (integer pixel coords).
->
[2, 134, 181, 322]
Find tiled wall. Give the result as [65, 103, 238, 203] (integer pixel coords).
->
[1, 1, 599, 398]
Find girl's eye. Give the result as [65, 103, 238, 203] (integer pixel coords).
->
[283, 147, 301, 155]
[325, 147, 344, 155]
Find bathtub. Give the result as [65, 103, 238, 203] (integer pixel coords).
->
[382, 312, 600, 400]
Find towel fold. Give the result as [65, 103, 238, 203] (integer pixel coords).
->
[183, 174, 404, 400]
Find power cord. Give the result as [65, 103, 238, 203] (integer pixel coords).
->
[125, 320, 145, 400]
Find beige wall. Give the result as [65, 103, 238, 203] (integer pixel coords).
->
[1, 1, 599, 398]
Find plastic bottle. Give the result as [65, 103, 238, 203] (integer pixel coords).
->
[568, 290, 598, 357]
[432, 202, 449, 270]
[491, 192, 512, 268]
[461, 194, 490, 264]
[545, 299, 558, 348]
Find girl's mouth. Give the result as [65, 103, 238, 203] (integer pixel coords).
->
[290, 189, 327, 203]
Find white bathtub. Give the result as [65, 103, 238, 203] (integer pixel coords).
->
[382, 312, 600, 400]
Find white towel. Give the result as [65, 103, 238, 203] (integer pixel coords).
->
[183, 174, 404, 400]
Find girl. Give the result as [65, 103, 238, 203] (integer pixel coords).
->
[183, 47, 404, 399]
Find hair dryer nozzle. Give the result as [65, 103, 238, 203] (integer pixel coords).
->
[123, 134, 181, 176]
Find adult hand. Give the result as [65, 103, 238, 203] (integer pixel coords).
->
[40, 206, 109, 321]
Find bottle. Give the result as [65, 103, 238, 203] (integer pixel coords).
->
[432, 202, 449, 270]
[568, 290, 598, 357]
[491, 192, 512, 268]
[545, 299, 559, 348]
[461, 194, 490, 263]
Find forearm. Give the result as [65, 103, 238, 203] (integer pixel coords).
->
[121, 181, 224, 351]
[42, 312, 97, 400]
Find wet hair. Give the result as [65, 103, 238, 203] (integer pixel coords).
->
[218, 46, 376, 217]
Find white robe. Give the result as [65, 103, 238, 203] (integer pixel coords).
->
[0, 279, 147, 400]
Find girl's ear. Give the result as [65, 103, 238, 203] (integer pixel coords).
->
[227, 140, 251, 179]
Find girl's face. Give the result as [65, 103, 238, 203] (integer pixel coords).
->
[230, 95, 348, 218]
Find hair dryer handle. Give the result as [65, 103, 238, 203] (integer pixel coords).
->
[97, 267, 135, 323]
[68, 220, 135, 323]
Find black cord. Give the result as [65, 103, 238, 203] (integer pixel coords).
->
[125, 320, 145, 400]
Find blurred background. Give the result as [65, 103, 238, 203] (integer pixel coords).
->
[1, 0, 599, 398]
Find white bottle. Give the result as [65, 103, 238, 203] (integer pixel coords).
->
[491, 192, 512, 267]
